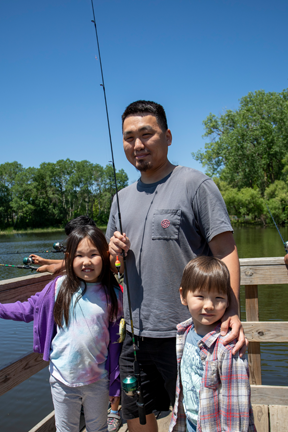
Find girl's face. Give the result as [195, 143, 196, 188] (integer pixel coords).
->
[73, 237, 103, 283]
[180, 286, 228, 334]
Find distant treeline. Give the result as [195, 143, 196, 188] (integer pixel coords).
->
[0, 160, 128, 230]
[193, 89, 288, 225]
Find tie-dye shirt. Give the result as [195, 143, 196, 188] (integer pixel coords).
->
[49, 276, 122, 387]
[181, 328, 204, 431]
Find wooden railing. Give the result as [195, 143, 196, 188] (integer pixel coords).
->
[0, 258, 288, 431]
[240, 257, 288, 432]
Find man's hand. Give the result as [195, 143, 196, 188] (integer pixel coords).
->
[220, 308, 248, 357]
[109, 231, 130, 257]
[36, 265, 50, 273]
[29, 254, 48, 265]
[209, 231, 247, 356]
[36, 262, 65, 275]
[284, 254, 288, 266]
[109, 231, 130, 274]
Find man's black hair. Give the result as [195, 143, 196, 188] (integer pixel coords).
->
[65, 215, 96, 236]
[122, 100, 168, 132]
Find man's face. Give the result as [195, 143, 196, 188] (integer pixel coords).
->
[122, 114, 172, 173]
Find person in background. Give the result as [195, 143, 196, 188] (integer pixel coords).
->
[169, 256, 255, 432]
[1, 226, 123, 432]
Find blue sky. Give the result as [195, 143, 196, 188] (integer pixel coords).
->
[1, 0, 287, 184]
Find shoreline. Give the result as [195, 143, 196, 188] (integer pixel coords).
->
[0, 226, 107, 235]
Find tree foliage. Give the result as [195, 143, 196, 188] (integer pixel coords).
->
[193, 89, 288, 195]
[0, 160, 128, 230]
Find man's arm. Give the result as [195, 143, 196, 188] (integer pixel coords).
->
[209, 231, 246, 355]
[36, 261, 65, 274]
[29, 254, 62, 266]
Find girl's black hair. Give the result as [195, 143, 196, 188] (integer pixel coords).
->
[54, 225, 119, 327]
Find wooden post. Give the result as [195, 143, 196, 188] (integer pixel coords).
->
[245, 285, 262, 385]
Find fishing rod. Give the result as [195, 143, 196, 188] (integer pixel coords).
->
[90, 1, 146, 424]
[0, 260, 38, 272]
[1, 242, 66, 255]
[266, 203, 288, 253]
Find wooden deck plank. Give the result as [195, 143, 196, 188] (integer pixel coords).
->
[28, 411, 55, 432]
[0, 352, 48, 396]
[269, 405, 288, 432]
[82, 411, 172, 432]
[252, 405, 269, 432]
[29, 411, 85, 432]
[0, 273, 53, 303]
[241, 264, 288, 285]
[0, 272, 52, 289]
[239, 257, 285, 266]
[251, 385, 288, 406]
[243, 321, 288, 342]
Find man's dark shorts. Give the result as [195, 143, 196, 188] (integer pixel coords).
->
[119, 331, 177, 420]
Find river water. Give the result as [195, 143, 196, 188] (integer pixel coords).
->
[0, 227, 288, 431]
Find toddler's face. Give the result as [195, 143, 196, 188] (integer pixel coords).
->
[180, 287, 228, 331]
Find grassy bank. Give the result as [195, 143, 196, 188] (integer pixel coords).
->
[0, 227, 65, 235]
[0, 226, 107, 235]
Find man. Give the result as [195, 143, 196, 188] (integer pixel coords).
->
[107, 100, 245, 432]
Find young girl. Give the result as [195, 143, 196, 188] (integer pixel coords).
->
[169, 256, 256, 432]
[0, 225, 123, 432]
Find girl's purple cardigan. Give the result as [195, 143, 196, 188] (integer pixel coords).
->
[0, 276, 122, 397]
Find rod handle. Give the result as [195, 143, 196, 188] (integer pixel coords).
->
[136, 390, 146, 425]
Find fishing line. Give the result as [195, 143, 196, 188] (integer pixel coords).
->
[90, 0, 146, 424]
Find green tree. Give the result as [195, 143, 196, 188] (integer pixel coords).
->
[0, 162, 24, 227]
[264, 181, 288, 225]
[11, 168, 38, 228]
[0, 159, 129, 229]
[93, 164, 128, 225]
[222, 187, 264, 220]
[193, 89, 288, 195]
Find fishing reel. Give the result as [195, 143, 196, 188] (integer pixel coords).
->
[122, 375, 137, 397]
[122, 362, 146, 425]
[53, 242, 66, 252]
[23, 257, 33, 265]
[21, 257, 38, 271]
[285, 241, 288, 254]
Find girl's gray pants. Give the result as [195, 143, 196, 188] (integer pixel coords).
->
[50, 375, 109, 432]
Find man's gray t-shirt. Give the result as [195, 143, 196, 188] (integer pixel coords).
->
[106, 166, 232, 338]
